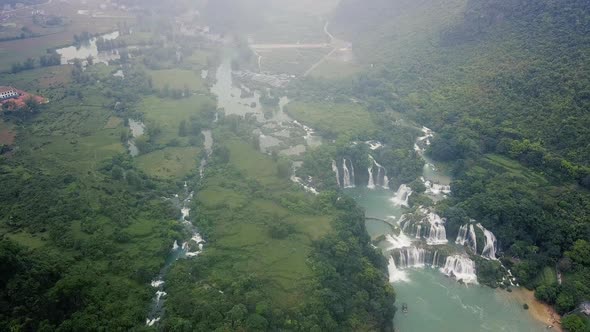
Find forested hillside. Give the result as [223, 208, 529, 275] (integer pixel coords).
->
[331, 0, 590, 319]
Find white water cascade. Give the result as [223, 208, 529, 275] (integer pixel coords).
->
[392, 246, 442, 269]
[422, 177, 451, 195]
[367, 155, 389, 189]
[440, 255, 478, 284]
[477, 224, 498, 260]
[332, 160, 341, 187]
[391, 184, 412, 207]
[455, 224, 478, 253]
[388, 255, 409, 282]
[397, 247, 427, 268]
[342, 158, 355, 188]
[367, 162, 375, 189]
[424, 211, 448, 245]
[400, 209, 448, 245]
[146, 185, 205, 326]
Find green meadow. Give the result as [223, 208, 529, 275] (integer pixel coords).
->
[136, 146, 201, 179]
[149, 68, 207, 92]
[192, 129, 334, 306]
[138, 94, 215, 145]
[285, 101, 374, 138]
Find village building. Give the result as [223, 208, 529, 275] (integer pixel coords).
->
[0, 86, 19, 101]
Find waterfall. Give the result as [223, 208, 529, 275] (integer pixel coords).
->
[424, 212, 448, 245]
[456, 224, 469, 244]
[367, 155, 389, 189]
[477, 223, 498, 260]
[331, 160, 341, 187]
[342, 158, 355, 188]
[391, 184, 412, 207]
[388, 255, 409, 283]
[367, 163, 375, 189]
[397, 247, 427, 268]
[399, 209, 447, 244]
[392, 246, 442, 269]
[456, 224, 478, 253]
[385, 233, 412, 250]
[440, 255, 478, 284]
[423, 178, 451, 195]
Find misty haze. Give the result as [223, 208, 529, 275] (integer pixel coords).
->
[0, 0, 589, 331]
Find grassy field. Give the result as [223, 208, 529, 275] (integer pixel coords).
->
[15, 83, 126, 176]
[285, 101, 375, 138]
[136, 146, 200, 179]
[1, 64, 72, 91]
[149, 68, 206, 92]
[193, 131, 333, 306]
[138, 94, 215, 145]
[311, 58, 362, 79]
[483, 154, 548, 185]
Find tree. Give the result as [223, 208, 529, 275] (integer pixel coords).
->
[24, 97, 40, 112]
[226, 304, 247, 328]
[566, 240, 590, 267]
[111, 165, 124, 180]
[535, 283, 558, 304]
[561, 315, 587, 332]
[556, 293, 576, 314]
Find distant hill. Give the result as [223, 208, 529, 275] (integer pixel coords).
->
[330, 0, 590, 316]
[332, 0, 590, 169]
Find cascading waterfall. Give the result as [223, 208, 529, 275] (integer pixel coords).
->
[367, 155, 389, 189]
[455, 224, 477, 253]
[388, 255, 408, 282]
[146, 183, 205, 326]
[423, 177, 451, 195]
[367, 162, 375, 189]
[440, 255, 478, 284]
[477, 223, 498, 260]
[397, 246, 427, 268]
[391, 184, 412, 207]
[399, 209, 448, 245]
[391, 246, 443, 269]
[331, 160, 341, 187]
[342, 158, 355, 188]
[456, 224, 469, 244]
[424, 212, 448, 245]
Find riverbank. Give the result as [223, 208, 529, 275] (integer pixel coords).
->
[501, 288, 562, 331]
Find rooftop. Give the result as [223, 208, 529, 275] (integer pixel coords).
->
[0, 86, 16, 93]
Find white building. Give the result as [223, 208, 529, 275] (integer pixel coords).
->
[0, 86, 18, 100]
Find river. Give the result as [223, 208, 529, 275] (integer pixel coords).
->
[343, 130, 547, 331]
[145, 45, 548, 329]
[56, 31, 120, 65]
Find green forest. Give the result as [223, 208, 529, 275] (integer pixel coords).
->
[328, 0, 590, 322]
[1, 0, 589, 330]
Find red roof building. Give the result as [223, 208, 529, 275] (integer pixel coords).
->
[0, 86, 19, 101]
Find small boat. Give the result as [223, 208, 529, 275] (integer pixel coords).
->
[402, 303, 408, 314]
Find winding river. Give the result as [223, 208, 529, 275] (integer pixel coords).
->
[144, 44, 548, 329]
[346, 134, 547, 331]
